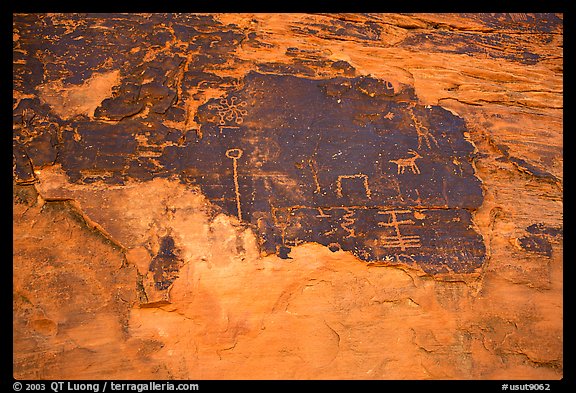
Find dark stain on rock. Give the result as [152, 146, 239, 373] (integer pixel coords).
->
[13, 143, 36, 185]
[149, 236, 181, 291]
[304, 18, 383, 42]
[330, 60, 357, 76]
[495, 143, 560, 183]
[397, 22, 557, 65]
[517, 235, 553, 257]
[526, 223, 562, 239]
[520, 223, 562, 256]
[277, 245, 292, 260]
[476, 13, 563, 35]
[13, 183, 40, 206]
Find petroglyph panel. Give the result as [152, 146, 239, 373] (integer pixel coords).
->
[16, 69, 486, 274]
[13, 13, 485, 275]
[190, 72, 485, 274]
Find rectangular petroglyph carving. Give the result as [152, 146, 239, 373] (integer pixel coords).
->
[336, 174, 371, 199]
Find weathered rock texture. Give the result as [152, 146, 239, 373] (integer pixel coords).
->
[13, 13, 563, 380]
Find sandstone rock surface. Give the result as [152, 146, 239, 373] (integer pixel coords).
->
[13, 13, 563, 380]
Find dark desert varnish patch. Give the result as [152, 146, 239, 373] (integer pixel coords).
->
[174, 71, 485, 275]
[13, 14, 488, 286]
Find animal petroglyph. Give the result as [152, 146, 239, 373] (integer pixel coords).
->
[389, 150, 422, 174]
[369, 253, 417, 266]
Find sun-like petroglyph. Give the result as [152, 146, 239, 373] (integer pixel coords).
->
[208, 96, 248, 134]
[209, 96, 248, 125]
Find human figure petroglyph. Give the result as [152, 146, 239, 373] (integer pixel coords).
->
[308, 159, 322, 194]
[389, 150, 422, 174]
[408, 103, 438, 150]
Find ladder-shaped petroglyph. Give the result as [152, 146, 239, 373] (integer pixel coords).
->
[336, 174, 371, 199]
[377, 209, 421, 251]
[226, 148, 244, 221]
[389, 150, 422, 174]
[408, 104, 438, 150]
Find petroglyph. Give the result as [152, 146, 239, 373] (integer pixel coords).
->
[226, 148, 244, 221]
[389, 150, 422, 174]
[308, 159, 322, 194]
[408, 103, 439, 150]
[377, 210, 421, 251]
[209, 96, 248, 125]
[15, 66, 486, 274]
[340, 208, 356, 238]
[336, 174, 371, 199]
[218, 125, 240, 135]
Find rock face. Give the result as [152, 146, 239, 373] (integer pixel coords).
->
[13, 13, 563, 380]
